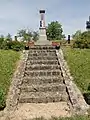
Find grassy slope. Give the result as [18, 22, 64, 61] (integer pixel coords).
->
[0, 50, 20, 95]
[58, 47, 90, 120]
[62, 47, 90, 93]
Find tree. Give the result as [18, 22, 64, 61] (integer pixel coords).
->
[72, 30, 82, 40]
[32, 31, 39, 41]
[17, 29, 32, 41]
[46, 21, 63, 40]
[73, 30, 90, 48]
[5, 33, 12, 42]
[0, 35, 4, 49]
[62, 34, 66, 39]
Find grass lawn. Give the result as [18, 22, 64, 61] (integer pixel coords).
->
[33, 116, 90, 120]
[0, 50, 20, 96]
[52, 40, 61, 42]
[62, 47, 90, 93]
[55, 46, 90, 119]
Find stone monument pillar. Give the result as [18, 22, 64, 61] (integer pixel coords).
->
[35, 10, 51, 45]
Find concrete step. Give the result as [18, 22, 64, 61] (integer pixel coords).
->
[28, 52, 56, 56]
[29, 50, 56, 53]
[26, 60, 58, 65]
[23, 76, 63, 85]
[29, 45, 56, 49]
[29, 49, 56, 53]
[19, 91, 68, 103]
[26, 65, 61, 70]
[20, 83, 66, 92]
[28, 56, 58, 60]
[24, 70, 61, 77]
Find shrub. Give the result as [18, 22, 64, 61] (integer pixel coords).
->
[0, 88, 6, 110]
[10, 41, 25, 51]
[3, 41, 25, 51]
[1, 41, 9, 50]
[0, 37, 4, 49]
[73, 31, 90, 49]
[0, 39, 25, 51]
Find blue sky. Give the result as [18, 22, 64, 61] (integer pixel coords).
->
[0, 0, 90, 37]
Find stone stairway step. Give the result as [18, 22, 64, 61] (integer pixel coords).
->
[23, 76, 63, 85]
[24, 70, 61, 77]
[28, 52, 56, 56]
[29, 50, 56, 53]
[19, 91, 68, 103]
[28, 56, 58, 60]
[26, 60, 58, 65]
[26, 65, 61, 70]
[20, 83, 66, 92]
[29, 45, 56, 49]
[29, 49, 56, 53]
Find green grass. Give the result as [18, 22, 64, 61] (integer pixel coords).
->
[62, 47, 90, 93]
[32, 116, 90, 120]
[51, 40, 61, 42]
[0, 50, 20, 95]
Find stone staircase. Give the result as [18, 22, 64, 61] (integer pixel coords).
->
[1, 46, 88, 120]
[18, 46, 69, 104]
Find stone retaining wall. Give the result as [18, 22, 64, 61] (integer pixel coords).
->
[3, 50, 29, 117]
[56, 49, 89, 115]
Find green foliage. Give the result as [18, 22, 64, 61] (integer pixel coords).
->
[17, 29, 39, 42]
[73, 31, 90, 49]
[0, 50, 20, 109]
[46, 21, 64, 40]
[32, 31, 39, 41]
[0, 35, 25, 51]
[7, 41, 25, 51]
[72, 30, 82, 40]
[0, 88, 6, 110]
[5, 33, 12, 42]
[0, 35, 4, 49]
[1, 41, 9, 50]
[18, 29, 32, 41]
[62, 47, 90, 93]
[0, 33, 25, 51]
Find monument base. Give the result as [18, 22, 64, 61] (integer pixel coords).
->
[35, 27, 51, 45]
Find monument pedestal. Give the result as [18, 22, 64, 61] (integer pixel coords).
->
[35, 27, 51, 45]
[39, 27, 47, 41]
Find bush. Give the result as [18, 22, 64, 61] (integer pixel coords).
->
[1, 41, 25, 51]
[9, 41, 25, 51]
[1, 41, 9, 50]
[0, 37, 4, 49]
[73, 31, 90, 49]
[0, 88, 6, 110]
[0, 37, 25, 51]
